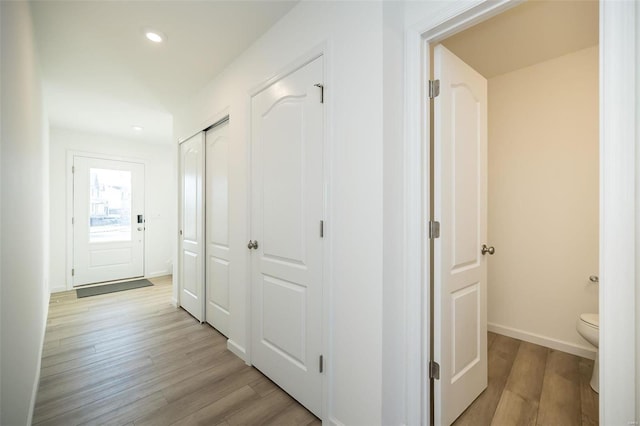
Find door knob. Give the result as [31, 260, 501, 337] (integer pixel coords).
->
[137, 227, 144, 231]
[481, 244, 495, 255]
[247, 240, 259, 250]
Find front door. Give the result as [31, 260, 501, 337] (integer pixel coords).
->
[72, 156, 145, 286]
[433, 44, 489, 425]
[250, 56, 324, 417]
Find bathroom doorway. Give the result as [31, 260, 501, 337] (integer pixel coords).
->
[429, 1, 599, 424]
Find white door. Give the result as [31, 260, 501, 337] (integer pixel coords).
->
[433, 44, 488, 425]
[180, 132, 205, 322]
[72, 156, 145, 286]
[250, 56, 324, 417]
[205, 119, 231, 336]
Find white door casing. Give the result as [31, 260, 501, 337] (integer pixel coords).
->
[72, 156, 145, 286]
[180, 132, 205, 322]
[250, 55, 324, 417]
[205, 120, 231, 336]
[433, 44, 488, 425]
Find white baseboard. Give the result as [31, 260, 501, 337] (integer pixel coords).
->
[328, 417, 346, 426]
[227, 339, 249, 365]
[50, 285, 68, 294]
[28, 292, 50, 424]
[171, 297, 178, 307]
[146, 270, 171, 279]
[488, 322, 597, 360]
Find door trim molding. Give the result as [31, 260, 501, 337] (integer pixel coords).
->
[246, 41, 331, 421]
[599, 1, 637, 423]
[405, 1, 638, 424]
[65, 151, 147, 291]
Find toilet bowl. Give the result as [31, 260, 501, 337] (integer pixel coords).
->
[576, 313, 599, 393]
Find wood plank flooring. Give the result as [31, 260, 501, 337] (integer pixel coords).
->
[34, 276, 320, 426]
[453, 333, 599, 426]
[35, 276, 597, 425]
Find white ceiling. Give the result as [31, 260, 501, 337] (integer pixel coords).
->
[441, 0, 599, 79]
[31, 1, 298, 144]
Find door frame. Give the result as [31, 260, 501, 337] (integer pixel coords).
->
[65, 151, 148, 290]
[404, 1, 638, 424]
[246, 42, 331, 421]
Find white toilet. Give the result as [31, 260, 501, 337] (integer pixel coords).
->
[576, 313, 599, 393]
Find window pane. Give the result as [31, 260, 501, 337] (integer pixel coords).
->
[89, 168, 132, 242]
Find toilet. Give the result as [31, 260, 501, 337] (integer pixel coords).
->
[576, 313, 599, 393]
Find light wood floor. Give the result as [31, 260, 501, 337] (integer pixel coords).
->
[453, 332, 599, 426]
[34, 276, 320, 426]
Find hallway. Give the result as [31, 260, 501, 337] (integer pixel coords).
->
[33, 276, 320, 425]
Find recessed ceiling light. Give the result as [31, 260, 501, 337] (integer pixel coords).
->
[144, 30, 165, 43]
[132, 125, 143, 132]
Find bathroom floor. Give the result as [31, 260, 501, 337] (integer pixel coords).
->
[453, 332, 598, 426]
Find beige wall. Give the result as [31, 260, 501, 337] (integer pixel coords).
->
[488, 46, 599, 355]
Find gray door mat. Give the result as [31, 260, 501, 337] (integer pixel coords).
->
[76, 278, 153, 298]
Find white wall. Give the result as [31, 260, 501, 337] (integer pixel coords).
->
[382, 1, 407, 425]
[487, 46, 599, 356]
[49, 127, 176, 292]
[174, 2, 383, 424]
[636, 2, 640, 421]
[0, 2, 50, 424]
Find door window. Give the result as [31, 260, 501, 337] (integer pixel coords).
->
[89, 168, 132, 243]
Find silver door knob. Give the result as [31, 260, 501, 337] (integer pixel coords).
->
[247, 240, 259, 250]
[137, 227, 144, 231]
[481, 244, 495, 255]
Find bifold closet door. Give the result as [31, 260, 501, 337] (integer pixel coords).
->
[179, 132, 205, 322]
[205, 120, 231, 336]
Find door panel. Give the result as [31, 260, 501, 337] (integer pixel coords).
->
[251, 56, 324, 417]
[205, 121, 231, 335]
[434, 44, 488, 426]
[262, 100, 305, 263]
[73, 156, 144, 286]
[180, 132, 205, 322]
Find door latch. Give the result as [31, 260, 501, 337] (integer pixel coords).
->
[247, 240, 259, 250]
[429, 360, 440, 380]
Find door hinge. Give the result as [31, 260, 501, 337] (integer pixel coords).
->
[314, 83, 324, 103]
[319, 355, 324, 373]
[320, 220, 324, 238]
[429, 220, 440, 239]
[429, 360, 440, 380]
[428, 79, 440, 99]
[72, 165, 75, 173]
[71, 217, 74, 225]
[71, 268, 75, 277]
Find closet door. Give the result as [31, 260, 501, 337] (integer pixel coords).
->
[179, 132, 205, 322]
[205, 119, 231, 336]
[250, 56, 324, 417]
